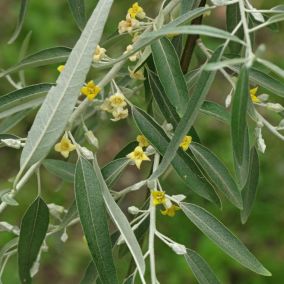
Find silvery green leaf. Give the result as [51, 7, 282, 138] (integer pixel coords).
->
[151, 37, 189, 116]
[0, 83, 53, 119]
[245, 1, 265, 23]
[149, 46, 223, 181]
[241, 147, 259, 224]
[181, 202, 271, 276]
[20, 0, 114, 171]
[185, 248, 220, 284]
[68, 0, 86, 30]
[0, 47, 71, 79]
[190, 142, 243, 209]
[18, 197, 49, 284]
[75, 157, 117, 284]
[257, 58, 284, 79]
[0, 110, 31, 133]
[8, 0, 29, 44]
[92, 158, 146, 282]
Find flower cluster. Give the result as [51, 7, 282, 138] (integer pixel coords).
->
[179, 135, 192, 151]
[118, 2, 146, 35]
[100, 91, 129, 121]
[151, 191, 180, 217]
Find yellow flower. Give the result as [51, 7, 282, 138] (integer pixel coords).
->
[118, 17, 140, 34]
[161, 205, 180, 217]
[137, 135, 149, 148]
[109, 92, 127, 108]
[57, 65, 65, 72]
[151, 191, 166, 205]
[179, 135, 192, 151]
[81, 81, 101, 101]
[126, 146, 150, 169]
[93, 45, 106, 62]
[54, 135, 76, 158]
[111, 107, 129, 121]
[250, 86, 261, 103]
[128, 2, 145, 19]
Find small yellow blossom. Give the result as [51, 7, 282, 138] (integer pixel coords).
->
[151, 191, 166, 205]
[128, 2, 145, 19]
[118, 17, 140, 34]
[81, 81, 101, 101]
[54, 135, 76, 158]
[204, 4, 211, 17]
[57, 65, 65, 72]
[250, 86, 261, 103]
[179, 135, 192, 151]
[129, 68, 145, 80]
[93, 45, 106, 62]
[126, 146, 150, 169]
[109, 92, 127, 108]
[111, 107, 129, 121]
[137, 135, 149, 148]
[161, 205, 180, 217]
[123, 44, 140, 62]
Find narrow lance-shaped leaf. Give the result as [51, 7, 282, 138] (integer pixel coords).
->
[190, 142, 243, 209]
[75, 157, 118, 284]
[20, 0, 114, 171]
[8, 0, 29, 44]
[92, 157, 146, 282]
[0, 83, 53, 116]
[0, 110, 32, 133]
[226, 3, 244, 54]
[231, 66, 250, 186]
[150, 46, 223, 181]
[184, 248, 220, 284]
[18, 197, 49, 284]
[151, 37, 189, 116]
[229, 65, 284, 97]
[68, 0, 86, 31]
[146, 68, 200, 142]
[241, 147, 259, 224]
[132, 107, 220, 205]
[181, 202, 271, 276]
[42, 157, 129, 185]
[0, 47, 71, 79]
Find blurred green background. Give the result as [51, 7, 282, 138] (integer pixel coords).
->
[0, 0, 284, 283]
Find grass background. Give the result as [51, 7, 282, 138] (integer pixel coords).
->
[0, 0, 284, 283]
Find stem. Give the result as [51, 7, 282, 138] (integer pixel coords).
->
[148, 153, 160, 284]
[180, 0, 207, 74]
[238, 0, 254, 67]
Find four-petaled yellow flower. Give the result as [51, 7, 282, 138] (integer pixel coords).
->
[57, 65, 65, 72]
[109, 92, 127, 108]
[250, 86, 260, 103]
[54, 135, 76, 158]
[137, 135, 149, 148]
[151, 191, 166, 205]
[128, 2, 145, 19]
[126, 146, 150, 169]
[161, 205, 180, 217]
[81, 81, 101, 101]
[180, 135, 192, 151]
